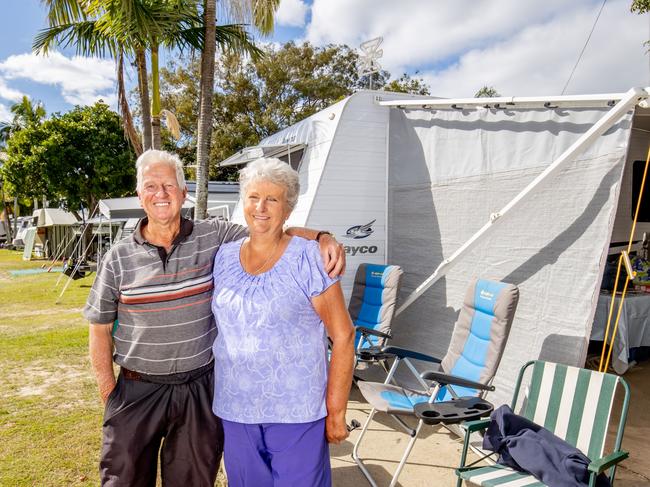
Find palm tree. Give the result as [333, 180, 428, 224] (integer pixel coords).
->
[0, 96, 46, 146]
[35, 0, 261, 152]
[194, 0, 280, 219]
[35, 0, 143, 153]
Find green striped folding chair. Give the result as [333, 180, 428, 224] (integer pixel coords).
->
[456, 360, 630, 487]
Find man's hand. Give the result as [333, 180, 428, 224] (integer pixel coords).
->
[325, 410, 349, 444]
[318, 234, 346, 278]
[99, 381, 116, 404]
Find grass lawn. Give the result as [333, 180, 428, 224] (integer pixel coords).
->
[0, 250, 101, 485]
[0, 250, 227, 486]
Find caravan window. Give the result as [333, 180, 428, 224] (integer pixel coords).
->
[279, 148, 305, 171]
[632, 160, 650, 222]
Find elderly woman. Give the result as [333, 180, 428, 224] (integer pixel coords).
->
[210, 157, 355, 486]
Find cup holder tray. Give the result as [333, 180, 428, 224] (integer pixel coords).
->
[414, 397, 493, 425]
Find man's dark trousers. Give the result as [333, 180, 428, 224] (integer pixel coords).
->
[100, 364, 222, 486]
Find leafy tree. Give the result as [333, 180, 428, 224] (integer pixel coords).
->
[475, 86, 501, 98]
[631, 0, 650, 48]
[383, 73, 430, 95]
[1, 103, 135, 212]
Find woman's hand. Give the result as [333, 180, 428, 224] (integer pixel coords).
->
[325, 410, 349, 444]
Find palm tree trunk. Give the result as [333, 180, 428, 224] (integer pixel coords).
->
[117, 51, 142, 156]
[150, 42, 161, 150]
[136, 48, 153, 151]
[195, 0, 217, 220]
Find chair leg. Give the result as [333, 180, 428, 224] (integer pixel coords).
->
[456, 426, 472, 487]
[352, 407, 380, 487]
[388, 418, 424, 487]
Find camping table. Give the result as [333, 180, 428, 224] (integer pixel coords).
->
[591, 292, 650, 374]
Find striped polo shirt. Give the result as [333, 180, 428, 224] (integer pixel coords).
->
[83, 217, 247, 375]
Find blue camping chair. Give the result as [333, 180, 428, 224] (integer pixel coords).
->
[352, 278, 519, 487]
[347, 263, 403, 369]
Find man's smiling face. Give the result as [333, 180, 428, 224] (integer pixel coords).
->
[137, 161, 187, 227]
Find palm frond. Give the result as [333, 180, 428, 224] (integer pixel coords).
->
[175, 24, 263, 60]
[160, 109, 180, 140]
[40, 0, 87, 25]
[252, 0, 281, 35]
[87, 0, 200, 48]
[33, 21, 119, 57]
[117, 51, 143, 155]
[217, 0, 280, 36]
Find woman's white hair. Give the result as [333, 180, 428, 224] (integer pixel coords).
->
[239, 158, 300, 211]
[135, 149, 186, 191]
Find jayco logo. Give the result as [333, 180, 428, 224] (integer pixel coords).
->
[345, 220, 375, 239]
[344, 245, 378, 256]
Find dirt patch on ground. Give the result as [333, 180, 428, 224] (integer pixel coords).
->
[9, 363, 90, 400]
[0, 307, 83, 320]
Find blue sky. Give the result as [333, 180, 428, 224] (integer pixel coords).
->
[1, 0, 649, 123]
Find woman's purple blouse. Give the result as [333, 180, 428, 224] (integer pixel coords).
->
[211, 236, 339, 424]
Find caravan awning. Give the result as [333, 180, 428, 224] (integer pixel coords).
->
[219, 144, 306, 167]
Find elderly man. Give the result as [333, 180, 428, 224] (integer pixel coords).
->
[83, 149, 345, 486]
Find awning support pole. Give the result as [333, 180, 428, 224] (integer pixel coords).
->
[395, 87, 648, 316]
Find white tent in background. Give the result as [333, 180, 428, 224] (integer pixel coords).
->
[98, 196, 194, 221]
[224, 88, 649, 405]
[31, 208, 79, 258]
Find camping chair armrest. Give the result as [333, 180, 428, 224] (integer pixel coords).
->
[420, 370, 495, 392]
[460, 418, 491, 433]
[356, 326, 392, 340]
[588, 450, 629, 474]
[381, 346, 441, 363]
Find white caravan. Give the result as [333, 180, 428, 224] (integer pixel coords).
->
[223, 88, 649, 405]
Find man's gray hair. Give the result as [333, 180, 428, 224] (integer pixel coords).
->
[136, 149, 186, 191]
[239, 158, 300, 211]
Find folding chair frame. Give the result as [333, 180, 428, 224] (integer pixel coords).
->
[352, 347, 494, 487]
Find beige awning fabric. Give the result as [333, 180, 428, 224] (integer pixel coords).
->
[33, 208, 79, 227]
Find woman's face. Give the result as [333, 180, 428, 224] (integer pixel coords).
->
[243, 179, 292, 236]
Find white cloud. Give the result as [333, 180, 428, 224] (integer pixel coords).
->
[0, 103, 12, 123]
[305, 0, 649, 96]
[420, 0, 649, 97]
[276, 0, 309, 28]
[0, 78, 25, 103]
[0, 51, 116, 107]
[307, 0, 583, 65]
